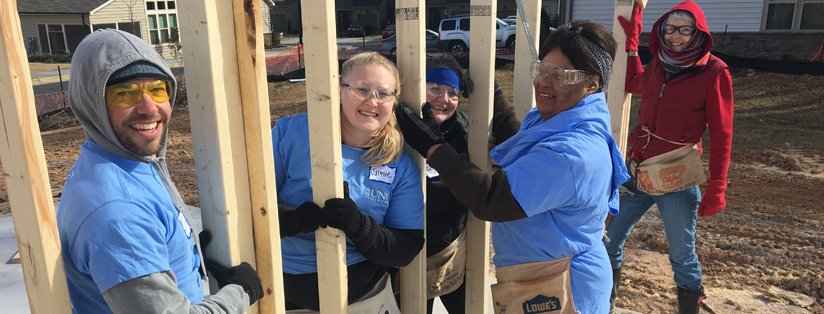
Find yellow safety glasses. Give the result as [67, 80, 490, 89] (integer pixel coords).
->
[105, 80, 171, 109]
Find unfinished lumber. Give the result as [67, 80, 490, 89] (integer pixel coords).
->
[0, 0, 71, 312]
[466, 1, 497, 313]
[511, 0, 542, 120]
[177, 1, 260, 313]
[299, 0, 349, 312]
[607, 0, 648, 156]
[394, 1, 427, 312]
[230, 0, 285, 312]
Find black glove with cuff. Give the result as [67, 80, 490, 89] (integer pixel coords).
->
[394, 102, 444, 157]
[205, 260, 264, 305]
[319, 181, 370, 239]
[278, 201, 322, 237]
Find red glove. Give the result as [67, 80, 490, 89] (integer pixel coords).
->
[617, 1, 643, 52]
[698, 179, 727, 217]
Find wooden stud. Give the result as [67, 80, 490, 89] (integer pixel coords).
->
[230, 0, 285, 312]
[299, 0, 349, 312]
[466, 1, 497, 313]
[177, 1, 259, 313]
[511, 0, 542, 120]
[0, 0, 71, 312]
[394, 1, 427, 312]
[608, 0, 648, 156]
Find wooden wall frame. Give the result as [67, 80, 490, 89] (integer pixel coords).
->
[608, 0, 649, 156]
[0, 0, 71, 312]
[465, 1, 497, 313]
[177, 0, 283, 312]
[395, 0, 427, 313]
[511, 0, 542, 120]
[299, 0, 349, 312]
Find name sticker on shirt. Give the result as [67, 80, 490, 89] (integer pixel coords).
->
[178, 211, 193, 238]
[369, 165, 396, 184]
[425, 163, 440, 178]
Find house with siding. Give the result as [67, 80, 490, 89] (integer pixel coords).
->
[568, 0, 823, 59]
[17, 0, 276, 58]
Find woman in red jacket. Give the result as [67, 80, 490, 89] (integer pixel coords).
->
[604, 1, 733, 313]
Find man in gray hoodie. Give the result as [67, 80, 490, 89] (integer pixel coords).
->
[56, 29, 262, 313]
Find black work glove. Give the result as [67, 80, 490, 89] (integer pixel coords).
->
[197, 231, 213, 278]
[394, 102, 444, 157]
[319, 181, 368, 238]
[278, 201, 322, 237]
[205, 260, 264, 305]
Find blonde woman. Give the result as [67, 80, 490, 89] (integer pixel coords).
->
[272, 52, 424, 311]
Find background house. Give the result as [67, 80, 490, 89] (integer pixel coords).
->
[17, 0, 276, 58]
[569, 0, 823, 60]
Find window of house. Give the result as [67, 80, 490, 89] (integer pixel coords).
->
[800, 2, 824, 29]
[765, 0, 824, 30]
[36, 23, 90, 54]
[37, 24, 68, 54]
[146, 0, 178, 45]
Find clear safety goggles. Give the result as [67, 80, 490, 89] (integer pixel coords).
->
[341, 82, 397, 103]
[530, 61, 593, 86]
[105, 79, 171, 109]
[425, 83, 460, 102]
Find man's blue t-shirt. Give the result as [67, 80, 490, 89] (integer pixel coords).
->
[272, 114, 424, 274]
[57, 141, 203, 313]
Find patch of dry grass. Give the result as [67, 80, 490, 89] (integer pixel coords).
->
[28, 62, 71, 73]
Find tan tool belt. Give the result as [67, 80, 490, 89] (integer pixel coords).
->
[285, 273, 400, 314]
[491, 257, 579, 314]
[631, 144, 706, 195]
[426, 228, 467, 299]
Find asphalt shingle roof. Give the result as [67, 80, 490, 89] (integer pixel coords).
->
[17, 0, 110, 14]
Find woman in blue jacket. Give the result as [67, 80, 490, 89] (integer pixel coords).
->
[397, 20, 629, 314]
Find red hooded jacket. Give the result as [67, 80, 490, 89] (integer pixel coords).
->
[625, 0, 734, 186]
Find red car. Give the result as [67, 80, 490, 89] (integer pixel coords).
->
[382, 24, 396, 39]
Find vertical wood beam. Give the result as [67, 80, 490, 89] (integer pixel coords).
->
[608, 0, 648, 156]
[466, 1, 497, 313]
[512, 0, 542, 120]
[0, 1, 71, 312]
[177, 1, 258, 313]
[394, 1, 426, 312]
[299, 0, 348, 312]
[231, 0, 285, 312]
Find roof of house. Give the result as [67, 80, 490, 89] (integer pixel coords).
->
[17, 0, 111, 14]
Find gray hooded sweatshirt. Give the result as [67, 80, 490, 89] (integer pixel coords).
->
[66, 29, 249, 313]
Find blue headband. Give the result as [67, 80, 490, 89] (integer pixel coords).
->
[426, 67, 461, 91]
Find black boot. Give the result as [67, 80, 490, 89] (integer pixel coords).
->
[677, 286, 705, 314]
[610, 268, 621, 311]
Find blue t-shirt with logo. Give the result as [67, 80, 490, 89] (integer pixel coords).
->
[272, 114, 424, 274]
[57, 141, 203, 313]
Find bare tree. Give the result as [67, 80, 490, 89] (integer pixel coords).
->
[122, 0, 142, 35]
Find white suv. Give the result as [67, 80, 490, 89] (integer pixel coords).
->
[438, 15, 517, 53]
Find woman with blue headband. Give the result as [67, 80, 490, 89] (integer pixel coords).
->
[397, 20, 629, 314]
[420, 55, 518, 314]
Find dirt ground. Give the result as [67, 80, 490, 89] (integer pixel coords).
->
[1, 68, 822, 313]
